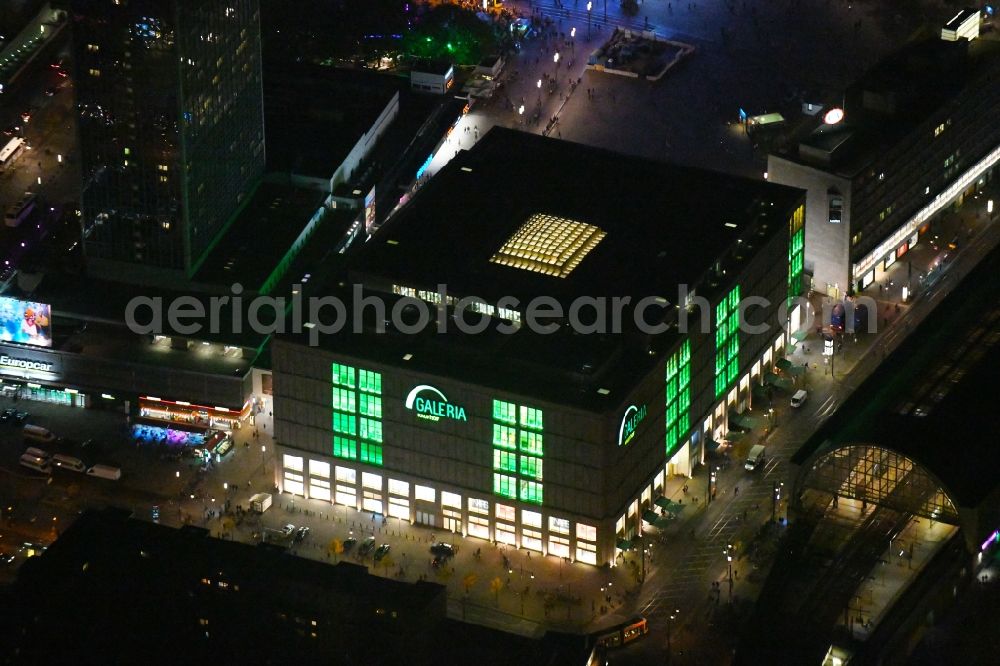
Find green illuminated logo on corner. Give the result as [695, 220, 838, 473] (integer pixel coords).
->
[618, 404, 648, 446]
[405, 385, 467, 422]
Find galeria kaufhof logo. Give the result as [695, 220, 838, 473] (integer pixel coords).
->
[404, 384, 468, 422]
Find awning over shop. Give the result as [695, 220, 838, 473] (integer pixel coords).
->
[763, 372, 782, 386]
[752, 383, 769, 398]
[776, 358, 793, 372]
[654, 496, 672, 510]
[728, 410, 756, 430]
[706, 438, 724, 453]
[642, 509, 660, 524]
[616, 537, 633, 551]
[791, 329, 809, 342]
[665, 502, 685, 516]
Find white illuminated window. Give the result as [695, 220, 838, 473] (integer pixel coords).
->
[282, 454, 303, 472]
[362, 472, 382, 490]
[577, 524, 597, 542]
[335, 466, 356, 484]
[469, 498, 489, 515]
[495, 503, 515, 522]
[309, 460, 330, 478]
[415, 485, 435, 502]
[441, 491, 462, 508]
[521, 510, 542, 528]
[576, 542, 597, 565]
[388, 479, 409, 496]
[549, 517, 570, 535]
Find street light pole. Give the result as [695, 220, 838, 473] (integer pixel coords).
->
[667, 609, 679, 657]
[726, 544, 734, 604]
[587, 2, 592, 39]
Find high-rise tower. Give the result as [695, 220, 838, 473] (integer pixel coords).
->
[72, 0, 265, 283]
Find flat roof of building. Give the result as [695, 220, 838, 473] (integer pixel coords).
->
[351, 127, 803, 303]
[263, 63, 401, 180]
[192, 180, 327, 290]
[775, 33, 1000, 177]
[793, 243, 1000, 509]
[3, 507, 592, 665]
[411, 58, 453, 76]
[282, 129, 803, 411]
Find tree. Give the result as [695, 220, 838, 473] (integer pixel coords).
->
[490, 577, 503, 606]
[400, 5, 499, 65]
[328, 538, 344, 562]
[463, 573, 478, 594]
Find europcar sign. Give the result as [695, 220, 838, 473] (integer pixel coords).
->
[405, 385, 467, 422]
[618, 404, 648, 446]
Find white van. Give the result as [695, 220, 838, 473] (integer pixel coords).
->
[23, 424, 57, 444]
[745, 444, 766, 472]
[19, 453, 51, 474]
[24, 446, 51, 460]
[52, 454, 86, 473]
[86, 464, 121, 481]
[790, 389, 808, 408]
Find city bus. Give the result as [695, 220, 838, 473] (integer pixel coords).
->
[0, 137, 24, 171]
[593, 616, 649, 650]
[5, 191, 37, 227]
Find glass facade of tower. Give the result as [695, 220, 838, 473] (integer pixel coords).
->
[73, 0, 264, 275]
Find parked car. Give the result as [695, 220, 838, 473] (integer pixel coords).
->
[0, 409, 15, 423]
[294, 526, 311, 543]
[430, 542, 455, 558]
[14, 411, 30, 424]
[342, 537, 357, 553]
[280, 523, 296, 538]
[358, 536, 376, 556]
[374, 544, 391, 561]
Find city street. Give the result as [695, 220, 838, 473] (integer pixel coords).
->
[422, 0, 937, 181]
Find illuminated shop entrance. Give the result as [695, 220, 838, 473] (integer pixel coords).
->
[0, 379, 88, 408]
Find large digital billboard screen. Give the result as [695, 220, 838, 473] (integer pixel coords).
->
[0, 296, 52, 347]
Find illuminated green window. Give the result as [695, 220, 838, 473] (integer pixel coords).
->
[332, 363, 355, 388]
[493, 424, 516, 449]
[360, 441, 383, 466]
[332, 411, 356, 436]
[492, 399, 544, 504]
[519, 406, 543, 430]
[519, 455, 543, 480]
[665, 339, 692, 459]
[359, 369, 382, 394]
[518, 480, 543, 505]
[493, 473, 516, 499]
[493, 400, 516, 424]
[714, 286, 741, 398]
[333, 436, 357, 460]
[518, 430, 543, 455]
[359, 417, 382, 443]
[359, 393, 382, 418]
[787, 205, 805, 307]
[493, 450, 517, 472]
[332, 387, 355, 413]
[332, 362, 383, 466]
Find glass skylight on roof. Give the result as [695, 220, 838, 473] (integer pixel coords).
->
[489, 213, 606, 278]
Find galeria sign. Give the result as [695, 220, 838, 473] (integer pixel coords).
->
[405, 384, 467, 422]
[618, 404, 647, 446]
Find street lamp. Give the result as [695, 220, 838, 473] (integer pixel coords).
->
[726, 544, 734, 603]
[667, 608, 679, 656]
[587, 2, 592, 39]
[772, 481, 783, 522]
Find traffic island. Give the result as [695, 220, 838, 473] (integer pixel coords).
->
[586, 28, 695, 81]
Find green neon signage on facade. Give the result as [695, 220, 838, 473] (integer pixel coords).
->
[618, 404, 648, 446]
[405, 384, 468, 422]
